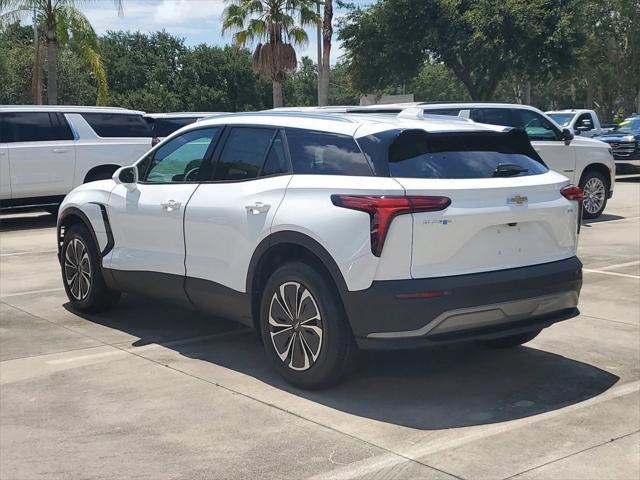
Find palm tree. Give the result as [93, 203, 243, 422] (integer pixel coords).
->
[0, 1, 123, 105]
[319, 0, 332, 106]
[223, 0, 321, 107]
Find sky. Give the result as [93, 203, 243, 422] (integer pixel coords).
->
[74, 0, 373, 65]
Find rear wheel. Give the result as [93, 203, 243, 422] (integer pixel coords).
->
[479, 329, 541, 349]
[580, 170, 608, 219]
[260, 262, 356, 389]
[61, 224, 120, 312]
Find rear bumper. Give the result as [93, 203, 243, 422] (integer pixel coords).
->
[342, 257, 582, 350]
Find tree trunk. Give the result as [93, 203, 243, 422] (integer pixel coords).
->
[46, 28, 58, 105]
[32, 40, 43, 104]
[525, 80, 532, 105]
[272, 80, 284, 108]
[585, 77, 594, 109]
[319, 0, 333, 106]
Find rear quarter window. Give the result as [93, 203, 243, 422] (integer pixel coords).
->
[82, 113, 152, 138]
[285, 128, 373, 176]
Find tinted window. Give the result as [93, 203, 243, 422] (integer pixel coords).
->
[471, 108, 517, 127]
[214, 127, 276, 181]
[387, 130, 547, 179]
[261, 133, 289, 176]
[286, 128, 372, 176]
[1, 112, 73, 142]
[517, 110, 558, 140]
[82, 113, 151, 138]
[422, 108, 461, 116]
[145, 128, 218, 183]
[148, 117, 200, 138]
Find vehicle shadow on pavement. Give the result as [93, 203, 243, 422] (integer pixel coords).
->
[582, 213, 626, 225]
[69, 296, 619, 431]
[0, 212, 56, 232]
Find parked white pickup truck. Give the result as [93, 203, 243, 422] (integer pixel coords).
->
[546, 109, 604, 138]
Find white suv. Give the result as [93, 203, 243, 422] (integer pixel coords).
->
[0, 106, 152, 212]
[57, 112, 583, 388]
[350, 103, 616, 219]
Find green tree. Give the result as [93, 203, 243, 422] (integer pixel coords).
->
[410, 62, 470, 102]
[339, 0, 584, 101]
[284, 56, 318, 106]
[222, 0, 321, 107]
[0, 0, 123, 105]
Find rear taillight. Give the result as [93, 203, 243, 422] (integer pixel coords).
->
[331, 195, 451, 256]
[561, 185, 584, 201]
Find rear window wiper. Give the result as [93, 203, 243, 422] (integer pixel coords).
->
[493, 163, 528, 177]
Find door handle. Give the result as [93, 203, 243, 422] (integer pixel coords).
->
[245, 202, 271, 214]
[161, 200, 181, 212]
[52, 148, 68, 153]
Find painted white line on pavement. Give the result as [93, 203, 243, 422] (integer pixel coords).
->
[1, 287, 65, 298]
[595, 260, 640, 271]
[0, 249, 57, 257]
[48, 329, 251, 365]
[583, 269, 640, 279]
[310, 380, 640, 480]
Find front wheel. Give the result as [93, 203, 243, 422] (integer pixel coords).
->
[260, 262, 356, 389]
[580, 170, 608, 219]
[61, 224, 121, 312]
[479, 329, 541, 349]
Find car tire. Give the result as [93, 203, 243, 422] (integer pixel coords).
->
[61, 224, 121, 312]
[479, 329, 541, 349]
[259, 261, 356, 389]
[580, 170, 608, 219]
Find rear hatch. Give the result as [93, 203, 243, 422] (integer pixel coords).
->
[385, 129, 580, 278]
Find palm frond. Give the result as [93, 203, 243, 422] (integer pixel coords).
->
[287, 26, 308, 46]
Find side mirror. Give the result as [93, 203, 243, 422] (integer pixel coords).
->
[561, 128, 574, 145]
[113, 166, 138, 191]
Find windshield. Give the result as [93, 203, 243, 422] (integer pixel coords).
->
[612, 118, 640, 135]
[547, 113, 575, 127]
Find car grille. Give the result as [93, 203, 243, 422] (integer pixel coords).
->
[604, 140, 638, 159]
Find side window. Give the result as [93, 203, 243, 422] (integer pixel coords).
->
[82, 113, 152, 138]
[261, 132, 289, 177]
[518, 110, 559, 140]
[285, 128, 373, 176]
[214, 127, 276, 181]
[144, 128, 219, 183]
[575, 113, 593, 130]
[470, 108, 517, 127]
[1, 112, 72, 142]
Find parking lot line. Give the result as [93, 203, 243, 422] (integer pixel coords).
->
[0, 249, 57, 257]
[1, 287, 64, 298]
[583, 269, 640, 279]
[595, 260, 640, 271]
[309, 380, 640, 480]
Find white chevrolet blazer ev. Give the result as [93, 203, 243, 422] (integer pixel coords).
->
[57, 111, 583, 388]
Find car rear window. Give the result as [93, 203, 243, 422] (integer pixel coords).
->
[82, 113, 151, 138]
[147, 117, 200, 138]
[387, 130, 547, 179]
[285, 128, 373, 176]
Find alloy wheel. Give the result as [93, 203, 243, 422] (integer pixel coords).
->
[268, 281, 324, 371]
[64, 238, 92, 301]
[582, 177, 606, 215]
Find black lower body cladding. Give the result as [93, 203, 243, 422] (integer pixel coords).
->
[342, 257, 582, 349]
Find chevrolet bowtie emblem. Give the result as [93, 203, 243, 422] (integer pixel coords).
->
[508, 195, 528, 205]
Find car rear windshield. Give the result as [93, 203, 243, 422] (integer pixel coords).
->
[147, 117, 200, 138]
[82, 113, 152, 138]
[360, 129, 547, 179]
[389, 130, 546, 179]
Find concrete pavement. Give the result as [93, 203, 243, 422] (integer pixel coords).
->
[1, 178, 638, 479]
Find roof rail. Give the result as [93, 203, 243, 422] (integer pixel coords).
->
[397, 107, 471, 122]
[198, 111, 357, 123]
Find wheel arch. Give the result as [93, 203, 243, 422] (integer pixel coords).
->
[57, 205, 113, 262]
[246, 231, 349, 331]
[579, 163, 612, 192]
